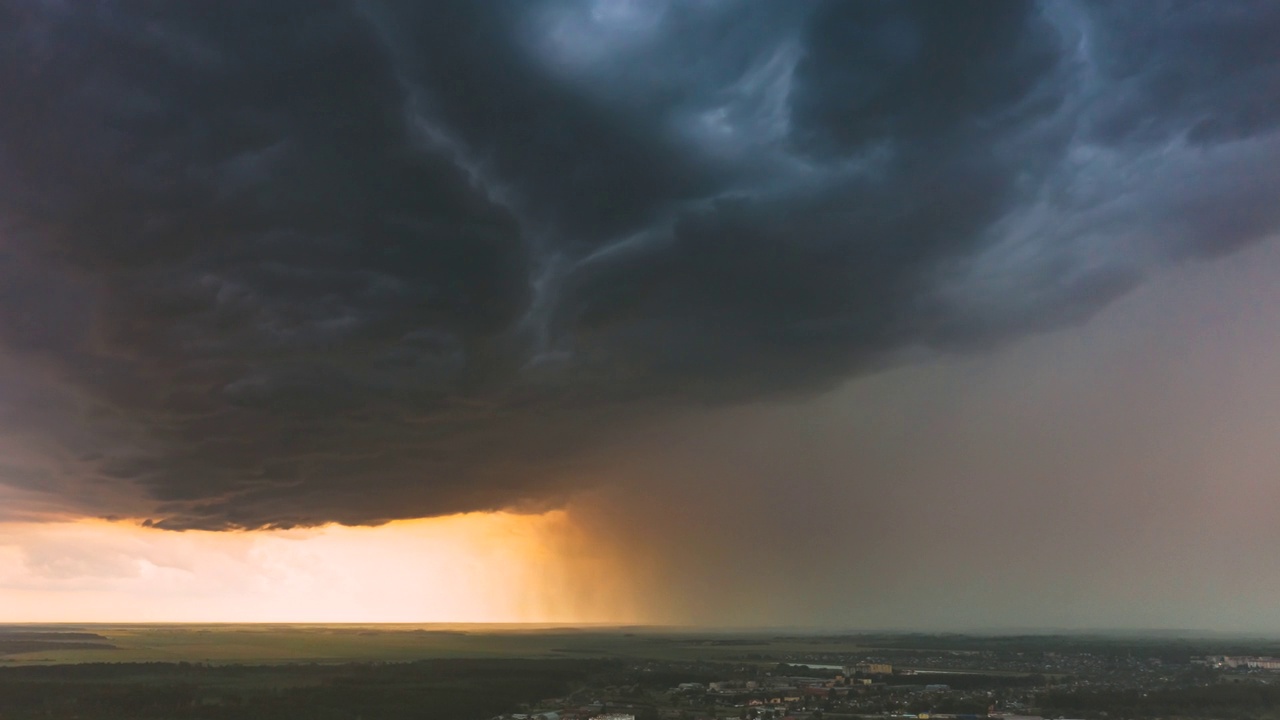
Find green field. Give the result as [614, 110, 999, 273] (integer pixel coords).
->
[0, 624, 872, 665]
[5, 624, 1279, 667]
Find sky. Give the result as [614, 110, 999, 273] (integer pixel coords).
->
[1, 0, 1279, 629]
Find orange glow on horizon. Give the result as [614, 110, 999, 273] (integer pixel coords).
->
[0, 511, 641, 623]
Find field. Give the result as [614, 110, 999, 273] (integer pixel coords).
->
[5, 624, 1279, 667]
[0, 624, 888, 665]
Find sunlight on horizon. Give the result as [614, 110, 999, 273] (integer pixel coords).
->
[0, 511, 640, 624]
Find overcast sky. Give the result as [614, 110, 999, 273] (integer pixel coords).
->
[2, 0, 1279, 628]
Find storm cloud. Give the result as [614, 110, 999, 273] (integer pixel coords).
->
[1, 0, 1278, 529]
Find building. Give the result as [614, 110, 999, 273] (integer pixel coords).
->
[1205, 655, 1280, 671]
[847, 662, 893, 675]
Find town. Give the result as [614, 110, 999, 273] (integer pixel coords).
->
[494, 650, 1280, 720]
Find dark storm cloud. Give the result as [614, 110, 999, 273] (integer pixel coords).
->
[0, 0, 1278, 528]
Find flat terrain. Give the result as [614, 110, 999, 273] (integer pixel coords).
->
[0, 624, 880, 665]
[4, 624, 1279, 667]
[4, 628, 1280, 719]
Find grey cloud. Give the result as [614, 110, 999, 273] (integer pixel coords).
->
[1082, 0, 1280, 146]
[0, 0, 1278, 528]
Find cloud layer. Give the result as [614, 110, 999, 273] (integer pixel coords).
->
[1, 0, 1279, 528]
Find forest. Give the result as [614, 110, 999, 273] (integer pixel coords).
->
[0, 658, 614, 720]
